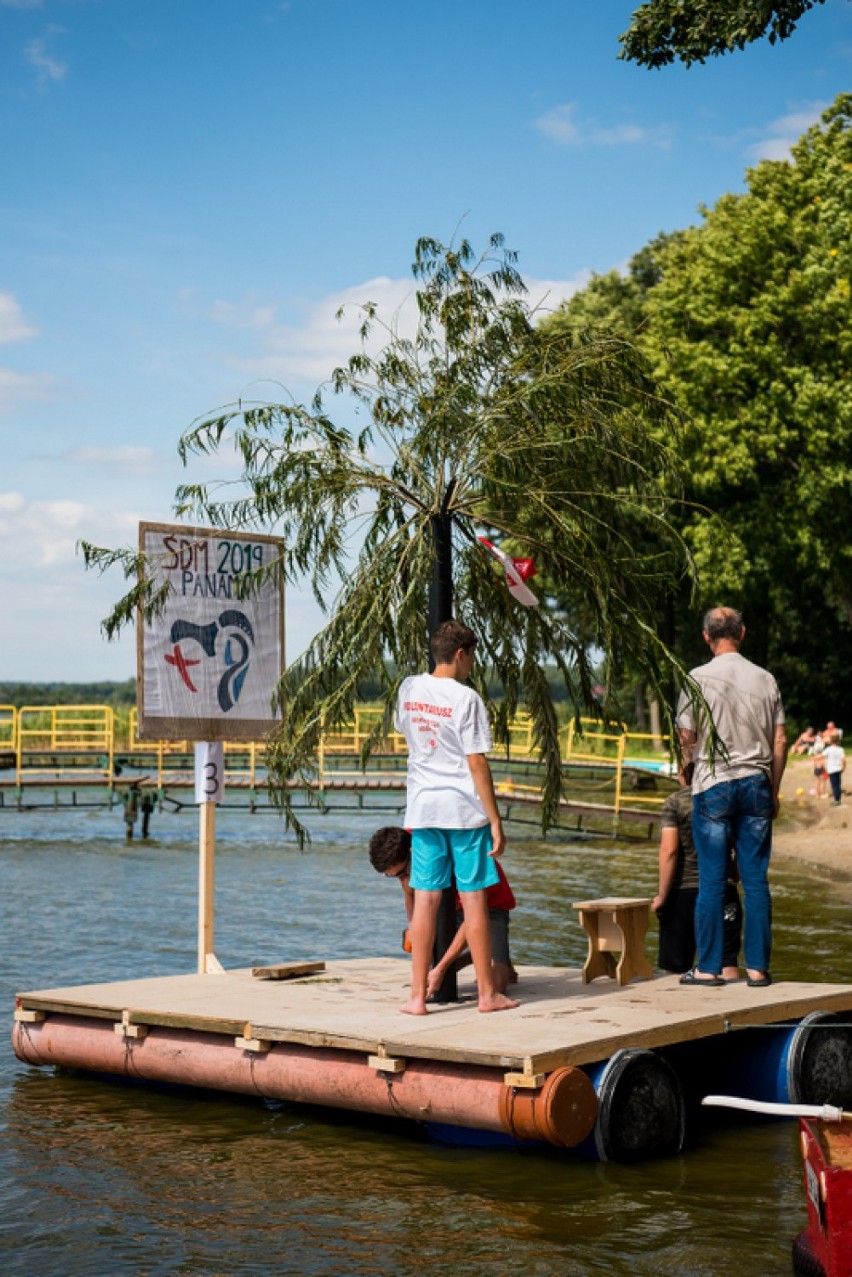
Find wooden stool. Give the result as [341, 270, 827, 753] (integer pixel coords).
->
[572, 897, 654, 986]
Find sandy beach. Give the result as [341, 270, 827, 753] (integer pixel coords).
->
[772, 755, 852, 891]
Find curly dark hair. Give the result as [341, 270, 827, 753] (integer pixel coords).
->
[368, 826, 411, 873]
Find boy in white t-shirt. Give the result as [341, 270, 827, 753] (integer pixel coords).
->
[824, 734, 846, 806]
[394, 619, 519, 1016]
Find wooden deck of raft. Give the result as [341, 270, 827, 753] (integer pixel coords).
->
[16, 958, 852, 1079]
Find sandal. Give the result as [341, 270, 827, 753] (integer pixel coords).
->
[746, 973, 772, 988]
[679, 968, 724, 987]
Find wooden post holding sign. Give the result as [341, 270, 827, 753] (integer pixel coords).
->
[137, 523, 285, 974]
[196, 742, 225, 974]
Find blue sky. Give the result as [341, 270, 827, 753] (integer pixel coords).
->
[1, 0, 849, 681]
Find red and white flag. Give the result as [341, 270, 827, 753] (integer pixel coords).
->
[478, 536, 539, 608]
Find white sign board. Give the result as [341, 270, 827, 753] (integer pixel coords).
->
[138, 522, 285, 741]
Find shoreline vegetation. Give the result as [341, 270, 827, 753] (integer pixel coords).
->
[0, 680, 136, 708]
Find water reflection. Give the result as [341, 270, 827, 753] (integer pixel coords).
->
[4, 1067, 806, 1276]
[2, 807, 846, 1275]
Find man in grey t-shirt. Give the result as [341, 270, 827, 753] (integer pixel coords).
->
[676, 607, 787, 988]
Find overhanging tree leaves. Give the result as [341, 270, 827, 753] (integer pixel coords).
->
[646, 96, 852, 701]
[84, 233, 697, 837]
[550, 96, 852, 723]
[620, 0, 829, 68]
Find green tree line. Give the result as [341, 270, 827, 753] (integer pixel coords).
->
[547, 94, 852, 729]
[0, 680, 137, 709]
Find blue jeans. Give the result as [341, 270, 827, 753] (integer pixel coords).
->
[692, 774, 774, 974]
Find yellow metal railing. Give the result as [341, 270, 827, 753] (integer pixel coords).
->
[8, 702, 673, 823]
[125, 708, 263, 790]
[619, 731, 675, 810]
[320, 707, 407, 757]
[0, 705, 17, 752]
[16, 705, 114, 786]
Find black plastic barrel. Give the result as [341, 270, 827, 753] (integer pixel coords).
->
[788, 1010, 852, 1108]
[579, 1048, 687, 1162]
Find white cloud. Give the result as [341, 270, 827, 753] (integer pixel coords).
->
[61, 445, 160, 476]
[534, 102, 671, 149]
[208, 297, 276, 329]
[221, 269, 592, 390]
[524, 272, 593, 316]
[0, 295, 53, 412]
[0, 490, 324, 679]
[0, 494, 137, 679]
[25, 32, 68, 87]
[0, 367, 57, 413]
[744, 101, 828, 163]
[0, 293, 38, 343]
[0, 491, 137, 569]
[225, 275, 416, 387]
[0, 581, 135, 680]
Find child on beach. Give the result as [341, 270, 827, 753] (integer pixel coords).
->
[813, 738, 828, 799]
[824, 734, 846, 806]
[393, 619, 519, 1016]
[368, 826, 519, 995]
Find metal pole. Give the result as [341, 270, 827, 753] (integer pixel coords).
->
[427, 511, 454, 671]
[198, 800, 216, 974]
[428, 507, 459, 1003]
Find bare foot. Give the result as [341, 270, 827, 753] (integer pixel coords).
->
[478, 992, 520, 1013]
[400, 997, 428, 1016]
[508, 966, 519, 985]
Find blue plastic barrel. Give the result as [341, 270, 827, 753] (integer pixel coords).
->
[662, 1011, 852, 1116]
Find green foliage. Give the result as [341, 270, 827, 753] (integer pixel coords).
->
[552, 95, 852, 722]
[648, 97, 852, 623]
[620, 0, 828, 68]
[79, 542, 173, 641]
[87, 233, 698, 840]
[0, 680, 137, 708]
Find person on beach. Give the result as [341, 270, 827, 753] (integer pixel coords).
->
[791, 727, 815, 756]
[653, 764, 742, 980]
[393, 619, 519, 1015]
[824, 734, 846, 807]
[812, 737, 828, 798]
[677, 607, 787, 989]
[368, 825, 519, 995]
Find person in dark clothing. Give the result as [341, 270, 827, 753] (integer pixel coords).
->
[653, 767, 742, 981]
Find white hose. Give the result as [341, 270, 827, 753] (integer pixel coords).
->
[701, 1094, 848, 1121]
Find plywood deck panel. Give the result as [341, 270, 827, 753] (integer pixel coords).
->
[17, 959, 852, 1074]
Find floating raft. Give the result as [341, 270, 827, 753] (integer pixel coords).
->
[14, 960, 852, 1161]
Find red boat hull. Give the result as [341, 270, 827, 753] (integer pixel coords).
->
[796, 1119, 852, 1277]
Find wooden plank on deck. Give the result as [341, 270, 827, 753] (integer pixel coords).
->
[252, 961, 326, 981]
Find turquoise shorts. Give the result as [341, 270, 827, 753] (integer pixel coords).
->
[410, 826, 499, 894]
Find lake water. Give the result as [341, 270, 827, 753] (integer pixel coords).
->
[2, 802, 850, 1275]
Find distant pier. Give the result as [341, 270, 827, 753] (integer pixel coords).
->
[0, 702, 673, 837]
